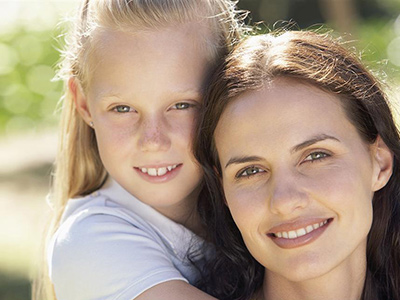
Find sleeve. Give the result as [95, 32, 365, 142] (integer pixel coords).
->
[48, 211, 187, 300]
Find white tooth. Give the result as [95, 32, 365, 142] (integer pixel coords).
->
[320, 222, 324, 227]
[296, 228, 307, 237]
[306, 225, 314, 233]
[157, 167, 167, 176]
[173, 164, 177, 168]
[141, 168, 147, 173]
[288, 231, 297, 239]
[282, 232, 288, 238]
[276, 232, 282, 238]
[148, 168, 157, 176]
[167, 166, 172, 171]
[313, 223, 320, 229]
[324, 220, 328, 225]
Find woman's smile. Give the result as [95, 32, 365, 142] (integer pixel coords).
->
[267, 218, 333, 249]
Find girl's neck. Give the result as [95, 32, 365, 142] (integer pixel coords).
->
[154, 185, 205, 237]
[261, 252, 367, 300]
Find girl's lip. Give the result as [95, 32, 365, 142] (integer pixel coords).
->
[135, 163, 180, 169]
[133, 163, 182, 183]
[267, 218, 333, 249]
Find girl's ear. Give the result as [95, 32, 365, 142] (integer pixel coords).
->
[371, 135, 394, 192]
[69, 77, 93, 125]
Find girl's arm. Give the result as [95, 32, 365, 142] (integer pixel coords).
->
[49, 205, 218, 300]
[135, 281, 218, 300]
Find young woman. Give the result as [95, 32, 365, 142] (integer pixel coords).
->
[196, 31, 400, 300]
[34, 1, 246, 299]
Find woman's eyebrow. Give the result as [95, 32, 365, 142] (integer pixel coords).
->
[291, 134, 340, 153]
[224, 135, 340, 169]
[225, 156, 263, 169]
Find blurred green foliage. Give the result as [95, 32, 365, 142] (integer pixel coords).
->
[0, 27, 63, 135]
[0, 17, 399, 134]
[0, 272, 30, 300]
[356, 18, 400, 84]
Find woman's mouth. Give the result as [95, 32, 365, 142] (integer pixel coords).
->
[272, 219, 329, 239]
[267, 218, 333, 249]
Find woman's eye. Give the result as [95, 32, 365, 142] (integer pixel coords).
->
[113, 105, 133, 113]
[304, 152, 330, 162]
[173, 102, 192, 110]
[237, 166, 265, 178]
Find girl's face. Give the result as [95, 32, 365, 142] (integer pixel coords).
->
[76, 23, 211, 221]
[214, 78, 391, 283]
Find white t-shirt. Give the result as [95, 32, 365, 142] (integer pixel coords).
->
[48, 177, 212, 300]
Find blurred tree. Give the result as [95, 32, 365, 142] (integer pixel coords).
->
[319, 0, 359, 34]
[238, 0, 399, 29]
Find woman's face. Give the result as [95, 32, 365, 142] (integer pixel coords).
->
[214, 78, 386, 282]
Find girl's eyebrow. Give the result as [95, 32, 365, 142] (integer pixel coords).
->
[225, 156, 263, 169]
[291, 134, 340, 153]
[97, 92, 124, 102]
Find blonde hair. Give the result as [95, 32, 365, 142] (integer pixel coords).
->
[33, 0, 245, 299]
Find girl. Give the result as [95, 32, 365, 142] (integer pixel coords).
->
[196, 31, 400, 300]
[36, 1, 245, 299]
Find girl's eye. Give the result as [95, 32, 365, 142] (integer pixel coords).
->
[172, 102, 192, 110]
[237, 166, 265, 178]
[303, 152, 330, 162]
[113, 105, 133, 113]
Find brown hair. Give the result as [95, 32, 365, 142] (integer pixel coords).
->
[195, 31, 400, 300]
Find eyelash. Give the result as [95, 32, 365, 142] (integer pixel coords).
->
[236, 166, 266, 179]
[171, 102, 196, 110]
[111, 102, 196, 113]
[302, 151, 330, 163]
[235, 151, 331, 179]
[112, 105, 135, 113]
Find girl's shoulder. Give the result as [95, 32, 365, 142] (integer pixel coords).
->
[48, 177, 214, 300]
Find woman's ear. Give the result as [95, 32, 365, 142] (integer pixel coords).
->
[69, 77, 93, 125]
[371, 135, 394, 192]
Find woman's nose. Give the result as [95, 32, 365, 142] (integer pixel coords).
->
[269, 170, 310, 216]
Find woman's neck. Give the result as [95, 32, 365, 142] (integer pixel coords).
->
[262, 251, 367, 300]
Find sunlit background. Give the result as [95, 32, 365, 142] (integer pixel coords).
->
[0, 0, 399, 299]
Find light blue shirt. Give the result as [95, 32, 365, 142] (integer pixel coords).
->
[48, 177, 211, 300]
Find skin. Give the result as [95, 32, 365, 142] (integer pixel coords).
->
[214, 78, 393, 300]
[73, 23, 218, 300]
[74, 23, 208, 229]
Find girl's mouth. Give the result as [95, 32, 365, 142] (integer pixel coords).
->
[136, 164, 180, 177]
[133, 164, 183, 183]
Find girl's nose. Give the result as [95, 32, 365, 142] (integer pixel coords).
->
[137, 117, 171, 152]
[269, 171, 310, 216]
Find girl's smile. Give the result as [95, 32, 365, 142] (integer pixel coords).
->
[133, 163, 183, 183]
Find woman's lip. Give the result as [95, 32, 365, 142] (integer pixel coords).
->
[268, 217, 332, 234]
[133, 164, 182, 183]
[267, 218, 333, 249]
